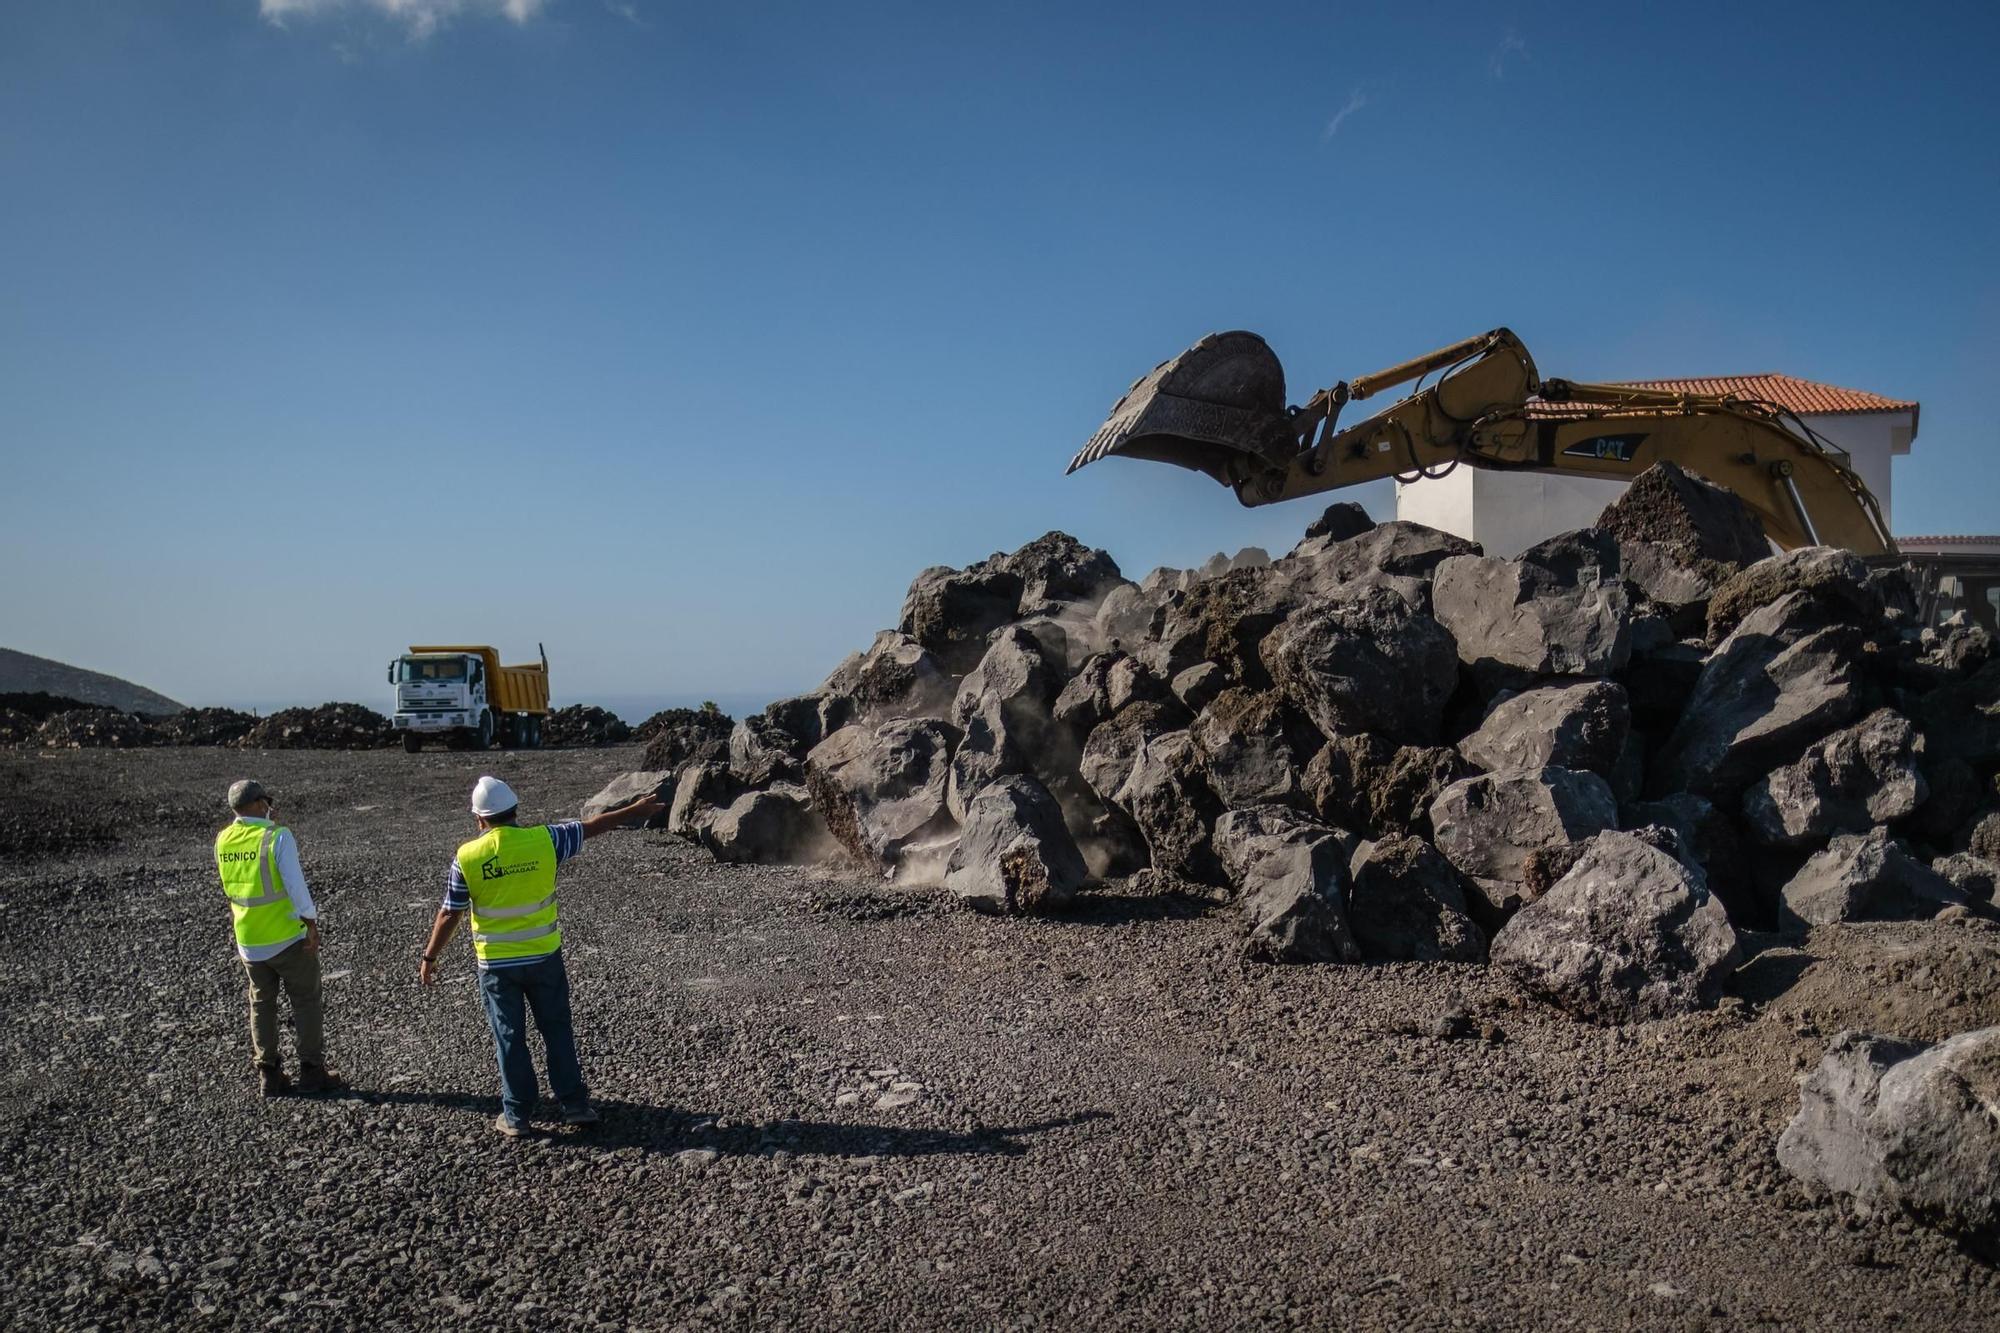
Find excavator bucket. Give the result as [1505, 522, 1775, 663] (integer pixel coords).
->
[1066, 331, 1297, 486]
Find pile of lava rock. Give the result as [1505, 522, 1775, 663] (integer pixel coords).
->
[637, 703, 733, 770]
[238, 703, 394, 750]
[542, 704, 632, 747]
[585, 461, 2000, 1014]
[152, 707, 259, 746]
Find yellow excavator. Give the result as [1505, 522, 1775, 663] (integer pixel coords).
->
[1068, 327, 1896, 556]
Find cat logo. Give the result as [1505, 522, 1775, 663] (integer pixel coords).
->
[1561, 434, 1646, 463]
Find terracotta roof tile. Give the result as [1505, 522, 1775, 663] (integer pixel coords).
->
[1527, 372, 1916, 419]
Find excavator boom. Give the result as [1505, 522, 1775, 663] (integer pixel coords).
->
[1069, 328, 1895, 556]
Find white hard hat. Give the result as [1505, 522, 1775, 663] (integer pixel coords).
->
[470, 775, 519, 818]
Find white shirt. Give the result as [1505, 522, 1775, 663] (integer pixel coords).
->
[231, 816, 318, 962]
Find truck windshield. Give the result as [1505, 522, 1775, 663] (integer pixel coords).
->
[399, 659, 466, 682]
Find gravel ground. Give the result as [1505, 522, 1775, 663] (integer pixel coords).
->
[2, 747, 1998, 1330]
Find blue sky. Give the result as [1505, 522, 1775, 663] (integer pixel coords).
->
[3, 1, 1996, 714]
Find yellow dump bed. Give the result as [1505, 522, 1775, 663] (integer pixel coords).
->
[408, 645, 550, 715]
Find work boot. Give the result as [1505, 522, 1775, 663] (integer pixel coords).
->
[560, 1101, 601, 1126]
[258, 1067, 292, 1098]
[494, 1113, 529, 1138]
[296, 1065, 345, 1095]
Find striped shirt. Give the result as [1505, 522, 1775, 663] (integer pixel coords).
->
[443, 821, 585, 969]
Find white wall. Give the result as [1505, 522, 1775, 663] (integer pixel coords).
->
[1797, 411, 1910, 527]
[1395, 409, 1913, 553]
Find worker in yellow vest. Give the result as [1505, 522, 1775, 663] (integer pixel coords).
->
[417, 774, 666, 1137]
[215, 779, 342, 1096]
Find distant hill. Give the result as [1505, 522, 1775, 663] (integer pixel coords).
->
[0, 647, 185, 717]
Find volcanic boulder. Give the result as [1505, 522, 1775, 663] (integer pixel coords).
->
[942, 775, 1088, 914]
[1971, 813, 2000, 863]
[1650, 592, 1861, 799]
[1457, 680, 1631, 779]
[1053, 651, 1162, 736]
[1262, 586, 1460, 745]
[1077, 699, 1190, 809]
[1212, 806, 1361, 964]
[1489, 830, 1741, 1023]
[1596, 460, 1770, 569]
[1288, 520, 1478, 584]
[899, 565, 1026, 675]
[1913, 659, 2000, 769]
[668, 762, 741, 839]
[998, 531, 1125, 617]
[1302, 734, 1470, 840]
[1779, 828, 1966, 932]
[1614, 540, 1722, 636]
[1189, 688, 1317, 810]
[1295, 500, 1375, 547]
[1431, 529, 1631, 690]
[806, 717, 961, 873]
[1707, 546, 1882, 642]
[1932, 853, 1999, 909]
[699, 785, 832, 865]
[1902, 753, 1981, 846]
[582, 772, 676, 828]
[1170, 662, 1227, 712]
[1151, 563, 1296, 685]
[1742, 710, 1928, 847]
[948, 625, 1065, 819]
[1345, 836, 1487, 963]
[728, 716, 806, 787]
[1090, 581, 1160, 651]
[1116, 729, 1224, 886]
[1428, 767, 1619, 918]
[1778, 1027, 2000, 1237]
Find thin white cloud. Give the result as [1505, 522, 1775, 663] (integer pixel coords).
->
[1489, 28, 1528, 78]
[259, 0, 551, 40]
[1322, 88, 1368, 141]
[603, 0, 643, 25]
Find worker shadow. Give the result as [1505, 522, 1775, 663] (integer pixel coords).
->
[565, 1104, 1111, 1161]
[342, 1087, 1108, 1160]
[1064, 885, 1216, 927]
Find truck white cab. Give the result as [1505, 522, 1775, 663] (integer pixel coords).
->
[388, 645, 551, 753]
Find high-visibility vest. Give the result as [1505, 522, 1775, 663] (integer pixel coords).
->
[455, 825, 562, 964]
[214, 820, 306, 952]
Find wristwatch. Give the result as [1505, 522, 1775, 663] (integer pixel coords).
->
[421, 952, 438, 964]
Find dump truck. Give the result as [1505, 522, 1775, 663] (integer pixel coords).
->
[388, 644, 550, 753]
[1069, 326, 1896, 554]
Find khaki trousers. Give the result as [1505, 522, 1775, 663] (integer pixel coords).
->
[243, 939, 325, 1071]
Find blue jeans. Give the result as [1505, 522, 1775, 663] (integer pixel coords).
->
[476, 951, 586, 1123]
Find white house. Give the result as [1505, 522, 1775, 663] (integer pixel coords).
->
[1395, 373, 1919, 557]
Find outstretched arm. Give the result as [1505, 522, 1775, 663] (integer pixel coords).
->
[578, 793, 668, 841]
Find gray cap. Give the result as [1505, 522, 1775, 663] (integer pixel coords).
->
[227, 779, 270, 811]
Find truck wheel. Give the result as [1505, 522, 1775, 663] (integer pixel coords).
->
[526, 716, 543, 749]
[403, 733, 423, 754]
[497, 716, 517, 750]
[476, 711, 494, 751]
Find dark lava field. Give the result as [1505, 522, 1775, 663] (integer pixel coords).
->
[2, 746, 1997, 1330]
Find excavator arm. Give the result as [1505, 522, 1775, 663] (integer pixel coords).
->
[1068, 327, 1895, 556]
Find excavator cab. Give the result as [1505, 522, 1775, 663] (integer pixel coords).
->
[1067, 331, 1300, 487]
